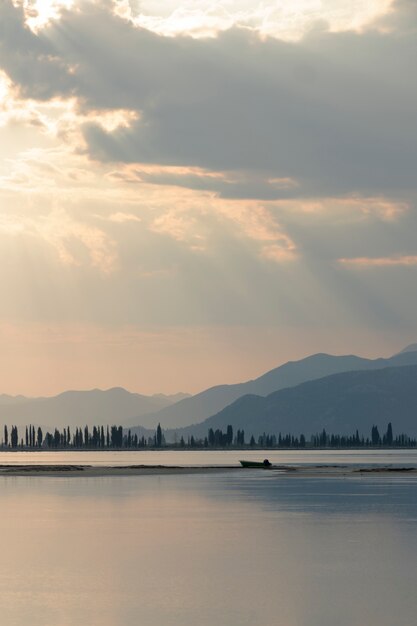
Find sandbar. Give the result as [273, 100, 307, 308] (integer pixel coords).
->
[0, 464, 239, 477]
[0, 464, 416, 477]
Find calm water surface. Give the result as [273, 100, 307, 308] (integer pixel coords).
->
[1, 448, 417, 466]
[1, 467, 417, 625]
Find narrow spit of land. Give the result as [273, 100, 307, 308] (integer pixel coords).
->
[0, 464, 416, 477]
[0, 465, 236, 476]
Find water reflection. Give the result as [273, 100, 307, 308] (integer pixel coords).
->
[0, 473, 416, 625]
[219, 471, 417, 517]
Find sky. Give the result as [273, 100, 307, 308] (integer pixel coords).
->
[0, 0, 416, 396]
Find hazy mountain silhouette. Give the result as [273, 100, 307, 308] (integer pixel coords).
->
[0, 394, 29, 405]
[398, 343, 417, 354]
[130, 347, 417, 428]
[170, 364, 417, 439]
[2, 346, 417, 432]
[0, 388, 187, 429]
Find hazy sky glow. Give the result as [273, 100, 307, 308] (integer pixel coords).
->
[1, 0, 416, 395]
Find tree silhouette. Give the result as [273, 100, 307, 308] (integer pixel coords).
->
[156, 423, 162, 447]
[11, 426, 18, 448]
[371, 425, 381, 446]
[386, 422, 393, 446]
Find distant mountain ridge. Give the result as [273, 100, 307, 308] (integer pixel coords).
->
[165, 364, 417, 440]
[0, 388, 188, 429]
[129, 347, 417, 428]
[398, 343, 417, 354]
[1, 345, 417, 432]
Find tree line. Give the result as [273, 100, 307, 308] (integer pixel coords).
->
[185, 422, 416, 449]
[1, 424, 149, 449]
[0, 421, 415, 449]
[309, 422, 416, 448]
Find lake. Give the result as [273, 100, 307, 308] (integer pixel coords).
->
[0, 448, 417, 466]
[1, 451, 417, 625]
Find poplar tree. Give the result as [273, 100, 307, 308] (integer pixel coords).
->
[156, 423, 162, 447]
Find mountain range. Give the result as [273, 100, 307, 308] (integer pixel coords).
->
[1, 345, 417, 435]
[0, 388, 189, 429]
[166, 363, 417, 440]
[128, 346, 417, 428]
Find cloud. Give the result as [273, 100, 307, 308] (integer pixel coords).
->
[150, 212, 207, 253]
[0, 206, 118, 273]
[214, 201, 297, 257]
[279, 197, 408, 222]
[106, 212, 142, 223]
[1, 0, 417, 352]
[105, 163, 299, 200]
[339, 255, 417, 268]
[0, 1, 75, 100]
[1, 0, 416, 203]
[75, 6, 417, 199]
[38, 209, 118, 272]
[15, 0, 74, 32]
[115, 0, 390, 40]
[374, 0, 417, 32]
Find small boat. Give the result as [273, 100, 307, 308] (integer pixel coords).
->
[240, 459, 272, 468]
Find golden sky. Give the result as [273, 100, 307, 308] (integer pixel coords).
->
[0, 0, 416, 395]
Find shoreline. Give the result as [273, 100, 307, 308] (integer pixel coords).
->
[0, 446, 416, 452]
